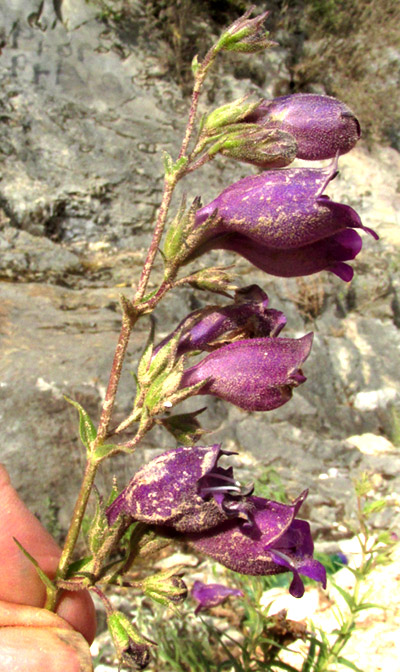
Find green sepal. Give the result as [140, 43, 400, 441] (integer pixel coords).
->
[203, 97, 261, 132]
[158, 407, 208, 445]
[13, 537, 55, 595]
[64, 396, 97, 453]
[191, 54, 199, 76]
[137, 320, 155, 382]
[65, 555, 95, 579]
[107, 611, 154, 670]
[144, 363, 184, 414]
[163, 151, 174, 175]
[92, 443, 118, 461]
[163, 196, 201, 264]
[186, 265, 236, 297]
[362, 499, 387, 517]
[163, 152, 188, 180]
[141, 567, 187, 610]
[87, 487, 109, 555]
[164, 376, 210, 407]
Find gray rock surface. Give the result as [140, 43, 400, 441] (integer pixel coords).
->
[0, 0, 399, 543]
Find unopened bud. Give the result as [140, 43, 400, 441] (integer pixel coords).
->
[217, 9, 275, 54]
[245, 93, 361, 160]
[187, 266, 236, 296]
[107, 611, 154, 670]
[142, 569, 188, 607]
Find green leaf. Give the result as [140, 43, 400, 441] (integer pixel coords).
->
[354, 602, 383, 611]
[64, 396, 97, 452]
[330, 581, 355, 609]
[362, 499, 387, 517]
[13, 537, 55, 592]
[337, 656, 364, 671]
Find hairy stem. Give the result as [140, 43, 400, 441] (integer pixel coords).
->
[97, 310, 136, 442]
[45, 458, 98, 610]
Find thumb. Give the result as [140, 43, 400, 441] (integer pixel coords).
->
[0, 463, 96, 643]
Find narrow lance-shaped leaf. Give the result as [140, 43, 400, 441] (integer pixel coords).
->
[64, 396, 97, 452]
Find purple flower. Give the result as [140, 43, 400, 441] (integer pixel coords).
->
[106, 446, 326, 598]
[106, 444, 253, 532]
[245, 93, 361, 160]
[190, 164, 377, 280]
[179, 333, 313, 412]
[188, 492, 326, 598]
[154, 285, 286, 358]
[191, 581, 243, 614]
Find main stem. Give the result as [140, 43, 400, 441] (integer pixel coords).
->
[50, 44, 219, 611]
[45, 458, 98, 610]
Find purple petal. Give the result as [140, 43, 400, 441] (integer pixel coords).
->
[106, 445, 229, 532]
[179, 334, 313, 411]
[207, 229, 364, 280]
[154, 285, 287, 357]
[192, 581, 243, 614]
[195, 166, 351, 250]
[188, 492, 326, 598]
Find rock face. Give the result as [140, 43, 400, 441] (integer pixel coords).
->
[0, 0, 400, 539]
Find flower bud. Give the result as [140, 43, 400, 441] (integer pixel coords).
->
[245, 93, 361, 160]
[190, 163, 377, 280]
[107, 611, 154, 670]
[217, 9, 275, 54]
[186, 266, 236, 296]
[142, 569, 188, 607]
[179, 334, 313, 412]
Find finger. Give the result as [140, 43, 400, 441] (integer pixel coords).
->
[0, 463, 60, 605]
[0, 626, 93, 672]
[57, 590, 97, 644]
[0, 600, 74, 629]
[0, 464, 96, 642]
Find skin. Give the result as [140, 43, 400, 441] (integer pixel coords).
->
[0, 463, 96, 671]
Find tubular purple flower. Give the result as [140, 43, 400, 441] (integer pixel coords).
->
[245, 93, 361, 160]
[106, 445, 254, 532]
[191, 581, 243, 614]
[190, 163, 377, 280]
[179, 333, 313, 412]
[106, 446, 326, 598]
[154, 285, 286, 358]
[188, 492, 327, 598]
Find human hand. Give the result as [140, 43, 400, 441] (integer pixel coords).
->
[0, 463, 96, 671]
